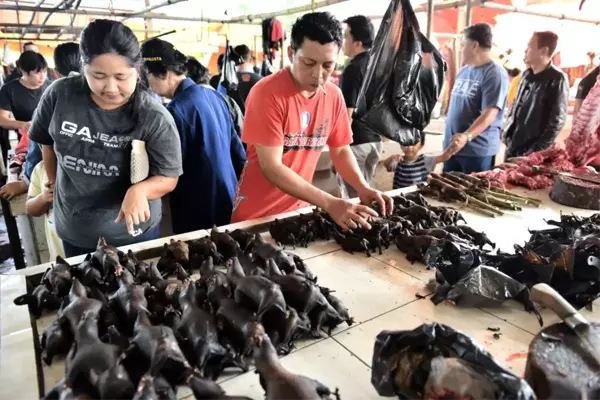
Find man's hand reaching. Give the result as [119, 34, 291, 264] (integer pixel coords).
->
[358, 187, 393, 217]
[325, 197, 378, 231]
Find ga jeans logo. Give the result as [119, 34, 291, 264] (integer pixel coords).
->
[60, 121, 132, 148]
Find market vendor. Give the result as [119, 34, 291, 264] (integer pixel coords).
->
[142, 38, 246, 234]
[231, 12, 393, 230]
[29, 20, 183, 257]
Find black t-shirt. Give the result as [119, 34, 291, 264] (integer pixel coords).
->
[236, 71, 261, 105]
[576, 66, 599, 100]
[0, 79, 50, 122]
[340, 51, 380, 145]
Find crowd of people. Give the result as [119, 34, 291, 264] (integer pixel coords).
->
[0, 11, 596, 261]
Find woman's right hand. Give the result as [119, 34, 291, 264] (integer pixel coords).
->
[116, 184, 150, 235]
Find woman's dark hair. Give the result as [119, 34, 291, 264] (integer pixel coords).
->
[53, 42, 81, 77]
[16, 51, 48, 73]
[141, 38, 201, 81]
[464, 23, 493, 50]
[80, 19, 143, 69]
[343, 15, 374, 49]
[186, 57, 210, 85]
[291, 12, 343, 52]
[79, 19, 148, 119]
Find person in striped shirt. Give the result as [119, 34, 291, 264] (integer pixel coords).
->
[384, 134, 458, 189]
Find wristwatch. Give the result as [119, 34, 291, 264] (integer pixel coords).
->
[465, 133, 473, 142]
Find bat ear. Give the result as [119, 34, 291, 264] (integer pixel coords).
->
[14, 294, 33, 306]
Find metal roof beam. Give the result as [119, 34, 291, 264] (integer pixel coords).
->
[227, 0, 349, 22]
[120, 0, 187, 22]
[0, 22, 161, 34]
[0, 4, 231, 23]
[413, 0, 600, 26]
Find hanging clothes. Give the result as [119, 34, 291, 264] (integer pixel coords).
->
[271, 19, 284, 48]
[262, 18, 284, 63]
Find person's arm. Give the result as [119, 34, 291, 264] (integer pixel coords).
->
[26, 166, 52, 217]
[383, 154, 403, 172]
[339, 64, 361, 121]
[434, 141, 461, 164]
[26, 192, 52, 217]
[529, 76, 570, 153]
[116, 176, 178, 233]
[0, 110, 30, 131]
[28, 80, 57, 184]
[117, 105, 183, 234]
[465, 108, 501, 138]
[42, 145, 57, 184]
[229, 124, 246, 179]
[167, 107, 189, 164]
[327, 89, 393, 216]
[255, 144, 336, 210]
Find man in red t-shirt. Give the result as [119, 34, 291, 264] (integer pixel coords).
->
[232, 12, 392, 230]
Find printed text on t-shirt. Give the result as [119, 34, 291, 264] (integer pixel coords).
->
[59, 121, 132, 149]
[282, 118, 329, 152]
[452, 79, 481, 98]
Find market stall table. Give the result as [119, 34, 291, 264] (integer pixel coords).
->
[1, 187, 599, 400]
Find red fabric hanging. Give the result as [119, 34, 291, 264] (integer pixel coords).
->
[271, 19, 284, 43]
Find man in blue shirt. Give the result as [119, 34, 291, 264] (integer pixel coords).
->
[444, 23, 509, 173]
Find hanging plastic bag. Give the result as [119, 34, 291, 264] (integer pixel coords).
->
[353, 0, 445, 145]
[371, 323, 537, 400]
[218, 41, 240, 96]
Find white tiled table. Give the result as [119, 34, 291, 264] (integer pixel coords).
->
[2, 187, 599, 399]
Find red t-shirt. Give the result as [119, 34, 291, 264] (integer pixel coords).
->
[231, 68, 352, 222]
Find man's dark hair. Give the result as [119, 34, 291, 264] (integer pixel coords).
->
[534, 31, 559, 56]
[53, 42, 80, 77]
[16, 51, 47, 73]
[464, 23, 493, 50]
[23, 41, 36, 52]
[234, 45, 251, 62]
[343, 15, 374, 49]
[290, 12, 343, 52]
[420, 132, 426, 146]
[508, 68, 521, 78]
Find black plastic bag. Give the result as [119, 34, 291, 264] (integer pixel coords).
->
[353, 0, 445, 145]
[423, 240, 480, 278]
[371, 323, 537, 400]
